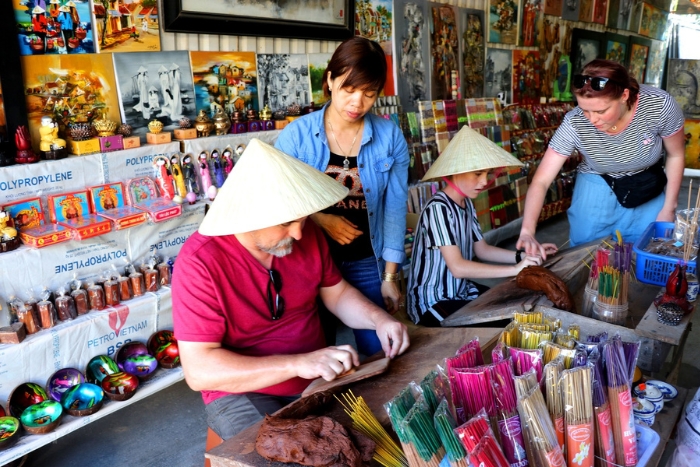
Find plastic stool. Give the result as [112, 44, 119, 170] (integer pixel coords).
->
[204, 427, 224, 467]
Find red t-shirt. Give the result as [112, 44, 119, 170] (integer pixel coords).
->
[172, 221, 342, 404]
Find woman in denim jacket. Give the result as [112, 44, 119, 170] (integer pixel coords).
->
[275, 37, 409, 356]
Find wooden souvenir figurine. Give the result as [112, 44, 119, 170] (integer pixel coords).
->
[0, 210, 21, 253]
[194, 110, 214, 138]
[182, 154, 199, 204]
[170, 154, 188, 198]
[146, 119, 171, 144]
[153, 155, 175, 200]
[15, 125, 39, 164]
[213, 107, 231, 136]
[198, 151, 217, 200]
[211, 149, 225, 188]
[39, 116, 68, 160]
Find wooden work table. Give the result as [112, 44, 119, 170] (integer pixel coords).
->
[206, 327, 502, 467]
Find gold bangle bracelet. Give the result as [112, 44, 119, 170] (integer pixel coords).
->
[381, 272, 401, 282]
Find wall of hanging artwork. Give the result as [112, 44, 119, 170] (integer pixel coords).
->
[395, 0, 431, 112]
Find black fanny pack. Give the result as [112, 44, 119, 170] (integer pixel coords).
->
[600, 159, 666, 208]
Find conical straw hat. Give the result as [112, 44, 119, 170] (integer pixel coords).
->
[422, 126, 523, 181]
[199, 138, 349, 236]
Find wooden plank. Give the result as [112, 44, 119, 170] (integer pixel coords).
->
[646, 385, 688, 467]
[207, 327, 502, 467]
[636, 299, 697, 346]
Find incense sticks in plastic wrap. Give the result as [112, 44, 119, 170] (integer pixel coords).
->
[420, 369, 454, 416]
[509, 346, 543, 381]
[562, 366, 594, 467]
[514, 369, 539, 399]
[589, 349, 616, 467]
[454, 410, 509, 467]
[433, 399, 468, 467]
[386, 385, 419, 465]
[451, 365, 497, 423]
[445, 344, 481, 422]
[543, 357, 565, 459]
[492, 359, 529, 467]
[337, 391, 408, 467]
[517, 386, 566, 467]
[603, 336, 637, 466]
[455, 337, 484, 367]
[492, 341, 507, 363]
[400, 396, 446, 467]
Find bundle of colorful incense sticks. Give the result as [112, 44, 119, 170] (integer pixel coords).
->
[492, 359, 529, 467]
[451, 365, 497, 422]
[587, 259, 599, 291]
[492, 341, 506, 363]
[554, 332, 576, 348]
[517, 386, 566, 467]
[400, 396, 446, 467]
[455, 337, 484, 366]
[385, 385, 419, 465]
[543, 357, 565, 459]
[445, 348, 480, 421]
[543, 341, 578, 368]
[513, 310, 544, 324]
[454, 410, 490, 452]
[603, 336, 637, 466]
[519, 328, 554, 349]
[470, 434, 510, 467]
[514, 369, 539, 399]
[562, 366, 594, 467]
[501, 321, 520, 347]
[433, 399, 468, 467]
[568, 325, 580, 340]
[337, 391, 408, 467]
[419, 371, 441, 413]
[589, 350, 616, 467]
[509, 346, 543, 381]
[596, 243, 632, 306]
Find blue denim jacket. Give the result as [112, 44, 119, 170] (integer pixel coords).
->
[275, 105, 409, 273]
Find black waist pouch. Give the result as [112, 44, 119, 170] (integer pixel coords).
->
[600, 159, 666, 208]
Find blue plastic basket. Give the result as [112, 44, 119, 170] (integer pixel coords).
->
[633, 222, 697, 287]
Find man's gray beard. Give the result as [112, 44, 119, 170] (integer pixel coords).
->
[259, 237, 294, 258]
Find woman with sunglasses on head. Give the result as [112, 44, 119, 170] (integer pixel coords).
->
[275, 37, 409, 356]
[517, 59, 685, 258]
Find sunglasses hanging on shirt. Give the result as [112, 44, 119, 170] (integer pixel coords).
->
[266, 269, 285, 320]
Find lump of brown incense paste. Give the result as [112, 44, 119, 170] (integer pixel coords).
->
[516, 265, 575, 312]
[256, 415, 375, 467]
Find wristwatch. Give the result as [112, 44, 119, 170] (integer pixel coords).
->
[515, 249, 525, 263]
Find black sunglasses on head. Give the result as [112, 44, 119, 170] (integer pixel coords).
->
[572, 74, 620, 91]
[266, 269, 285, 320]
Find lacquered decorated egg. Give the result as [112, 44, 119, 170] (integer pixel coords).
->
[115, 341, 149, 371]
[20, 400, 62, 434]
[86, 355, 119, 384]
[148, 330, 180, 368]
[46, 368, 86, 402]
[101, 372, 140, 401]
[60, 383, 104, 416]
[123, 354, 158, 379]
[0, 416, 21, 451]
[0, 405, 5, 417]
[8, 383, 48, 418]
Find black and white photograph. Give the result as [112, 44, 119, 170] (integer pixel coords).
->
[484, 47, 512, 100]
[667, 59, 700, 118]
[113, 51, 196, 139]
[256, 54, 311, 112]
[571, 28, 603, 76]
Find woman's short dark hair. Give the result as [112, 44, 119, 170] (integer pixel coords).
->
[574, 59, 640, 109]
[322, 37, 387, 98]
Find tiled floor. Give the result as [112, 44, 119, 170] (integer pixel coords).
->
[18, 178, 700, 467]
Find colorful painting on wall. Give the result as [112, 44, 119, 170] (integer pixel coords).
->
[593, 0, 608, 24]
[430, 4, 459, 100]
[13, 0, 96, 55]
[485, 48, 512, 102]
[604, 33, 629, 67]
[578, 0, 594, 22]
[544, 0, 563, 16]
[512, 49, 540, 105]
[667, 60, 700, 119]
[645, 39, 668, 87]
[684, 120, 700, 170]
[628, 41, 650, 83]
[112, 51, 196, 139]
[460, 8, 484, 99]
[308, 53, 332, 106]
[488, 0, 518, 45]
[638, 3, 668, 41]
[520, 0, 543, 47]
[395, 0, 429, 112]
[21, 53, 121, 149]
[90, 0, 161, 53]
[355, 0, 395, 95]
[257, 54, 311, 112]
[190, 51, 258, 119]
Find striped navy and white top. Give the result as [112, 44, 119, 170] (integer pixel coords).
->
[549, 85, 684, 178]
[407, 191, 482, 324]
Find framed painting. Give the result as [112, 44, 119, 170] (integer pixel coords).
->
[395, 0, 430, 112]
[512, 49, 540, 105]
[485, 48, 512, 102]
[520, 0, 544, 47]
[607, 0, 634, 30]
[544, 0, 563, 16]
[667, 59, 700, 119]
[162, 0, 354, 41]
[90, 0, 161, 53]
[571, 28, 604, 76]
[190, 51, 259, 118]
[357, 0, 395, 95]
[257, 54, 311, 112]
[644, 39, 668, 87]
[604, 32, 630, 67]
[561, 0, 581, 22]
[592, 0, 608, 25]
[112, 51, 196, 139]
[0, 0, 28, 144]
[308, 53, 332, 105]
[460, 8, 485, 99]
[488, 0, 518, 45]
[579, 0, 594, 22]
[430, 3, 459, 100]
[684, 120, 700, 170]
[628, 36, 651, 83]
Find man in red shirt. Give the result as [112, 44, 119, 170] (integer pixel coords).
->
[172, 139, 409, 440]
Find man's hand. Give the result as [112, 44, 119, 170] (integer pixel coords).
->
[374, 316, 409, 359]
[295, 345, 360, 381]
[313, 213, 363, 245]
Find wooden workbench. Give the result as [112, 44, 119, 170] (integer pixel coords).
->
[440, 238, 696, 380]
[206, 327, 502, 467]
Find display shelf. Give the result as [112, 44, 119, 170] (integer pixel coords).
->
[179, 129, 281, 157]
[0, 366, 184, 466]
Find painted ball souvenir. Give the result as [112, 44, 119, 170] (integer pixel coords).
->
[101, 372, 139, 401]
[115, 341, 149, 371]
[123, 354, 158, 379]
[46, 368, 86, 402]
[117, 123, 133, 137]
[20, 400, 62, 434]
[8, 383, 48, 418]
[0, 405, 5, 417]
[0, 416, 20, 450]
[148, 330, 180, 369]
[86, 355, 119, 384]
[60, 383, 104, 417]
